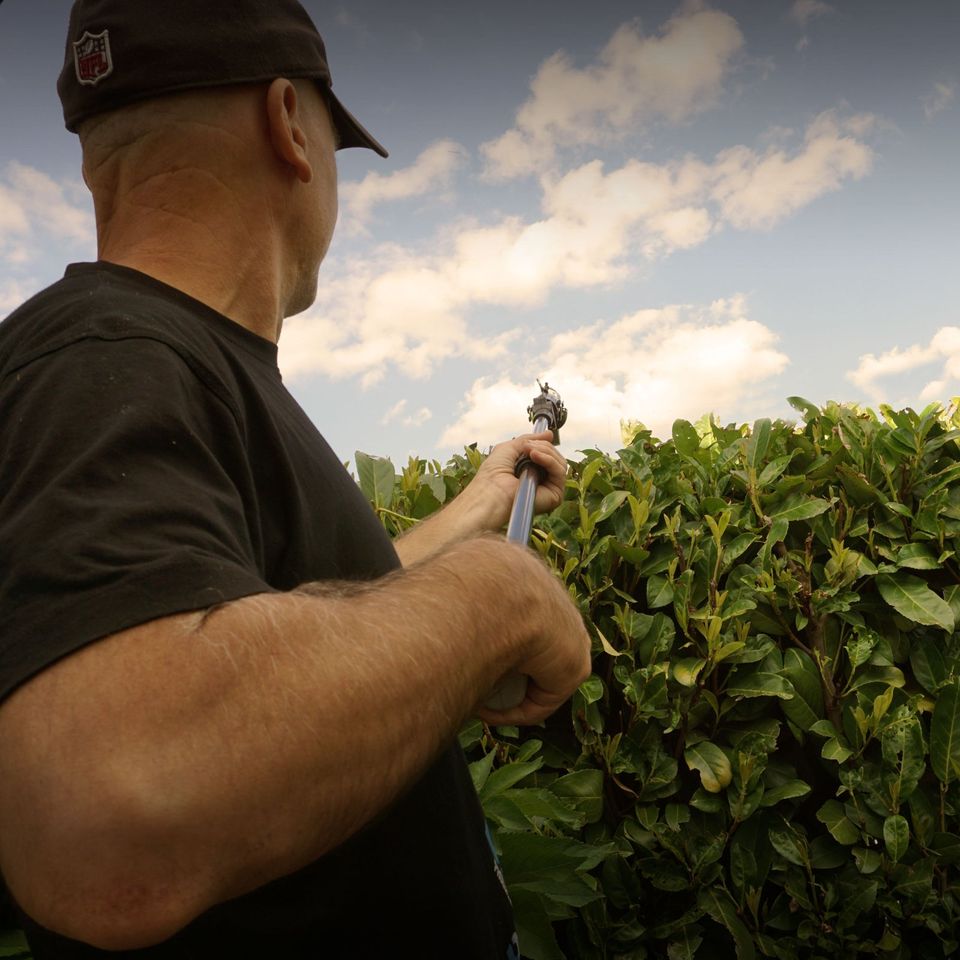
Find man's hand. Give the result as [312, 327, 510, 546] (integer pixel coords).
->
[472, 540, 591, 728]
[393, 432, 568, 567]
[467, 432, 567, 529]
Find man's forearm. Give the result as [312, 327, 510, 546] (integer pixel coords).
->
[0, 538, 549, 949]
[394, 491, 492, 566]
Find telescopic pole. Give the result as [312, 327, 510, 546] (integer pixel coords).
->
[484, 382, 567, 711]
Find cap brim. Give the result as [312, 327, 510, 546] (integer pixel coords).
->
[327, 91, 388, 158]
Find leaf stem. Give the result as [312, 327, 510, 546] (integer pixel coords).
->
[375, 507, 421, 525]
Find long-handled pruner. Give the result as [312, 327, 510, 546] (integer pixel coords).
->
[485, 381, 567, 711]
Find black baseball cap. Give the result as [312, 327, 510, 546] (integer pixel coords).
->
[58, 0, 388, 158]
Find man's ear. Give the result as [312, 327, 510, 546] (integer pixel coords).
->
[266, 78, 313, 184]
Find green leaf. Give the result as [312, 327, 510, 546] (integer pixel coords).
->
[758, 452, 798, 487]
[749, 418, 772, 470]
[876, 572, 955, 631]
[479, 759, 544, 800]
[759, 518, 788, 568]
[0, 930, 31, 958]
[883, 814, 910, 862]
[911, 636, 948, 693]
[810, 719, 839, 738]
[890, 857, 935, 904]
[499, 832, 615, 882]
[846, 665, 905, 693]
[787, 396, 819, 421]
[662, 803, 690, 835]
[667, 928, 704, 960]
[421, 472, 447, 504]
[896, 543, 940, 570]
[508, 888, 565, 960]
[722, 533, 756, 567]
[881, 716, 925, 808]
[845, 627, 878, 671]
[684, 741, 732, 793]
[931, 678, 960, 784]
[760, 780, 811, 807]
[594, 490, 629, 523]
[781, 649, 825, 730]
[578, 675, 604, 704]
[510, 875, 603, 908]
[817, 799, 859, 845]
[726, 672, 794, 700]
[697, 887, 756, 960]
[551, 769, 604, 823]
[822, 738, 854, 763]
[809, 835, 846, 869]
[854, 846, 883, 875]
[672, 419, 701, 456]
[839, 880, 879, 926]
[930, 831, 960, 863]
[354, 450, 395, 510]
[469, 750, 495, 792]
[769, 496, 832, 522]
[579, 456, 605, 495]
[768, 826, 807, 866]
[673, 658, 706, 687]
[485, 788, 584, 829]
[647, 575, 674, 608]
[714, 641, 746, 663]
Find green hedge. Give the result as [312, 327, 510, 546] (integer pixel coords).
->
[362, 398, 960, 960]
[4, 400, 958, 958]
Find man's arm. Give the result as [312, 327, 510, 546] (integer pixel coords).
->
[394, 434, 566, 566]
[0, 536, 589, 950]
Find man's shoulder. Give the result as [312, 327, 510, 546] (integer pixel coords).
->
[0, 262, 260, 431]
[1, 262, 205, 370]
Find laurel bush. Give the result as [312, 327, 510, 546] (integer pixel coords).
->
[361, 398, 960, 960]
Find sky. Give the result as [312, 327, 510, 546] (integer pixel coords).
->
[1, 0, 959, 466]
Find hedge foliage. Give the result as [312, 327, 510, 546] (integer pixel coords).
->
[358, 398, 960, 960]
[3, 401, 959, 958]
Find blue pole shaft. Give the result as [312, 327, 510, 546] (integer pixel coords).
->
[505, 414, 551, 544]
[484, 413, 553, 712]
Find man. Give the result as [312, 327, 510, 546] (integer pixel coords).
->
[0, 1, 591, 956]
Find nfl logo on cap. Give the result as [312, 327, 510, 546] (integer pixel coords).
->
[73, 29, 113, 86]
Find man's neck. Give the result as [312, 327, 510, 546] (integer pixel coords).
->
[95, 184, 288, 343]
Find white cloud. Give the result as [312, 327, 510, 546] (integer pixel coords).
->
[0, 278, 36, 315]
[404, 407, 433, 427]
[280, 110, 874, 386]
[789, 1, 835, 27]
[0, 162, 95, 271]
[439, 298, 789, 452]
[789, 0, 834, 52]
[381, 399, 408, 425]
[340, 140, 468, 233]
[480, 8, 744, 180]
[379, 399, 433, 428]
[3, 163, 93, 245]
[708, 110, 874, 229]
[921, 80, 957, 120]
[847, 327, 960, 405]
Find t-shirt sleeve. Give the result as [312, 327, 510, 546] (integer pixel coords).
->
[0, 335, 275, 701]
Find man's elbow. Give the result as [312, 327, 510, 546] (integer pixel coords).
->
[2, 799, 210, 952]
[5, 855, 202, 951]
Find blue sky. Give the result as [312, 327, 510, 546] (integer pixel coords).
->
[1, 1, 959, 465]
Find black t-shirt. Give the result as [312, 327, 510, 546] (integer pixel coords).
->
[0, 262, 517, 958]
